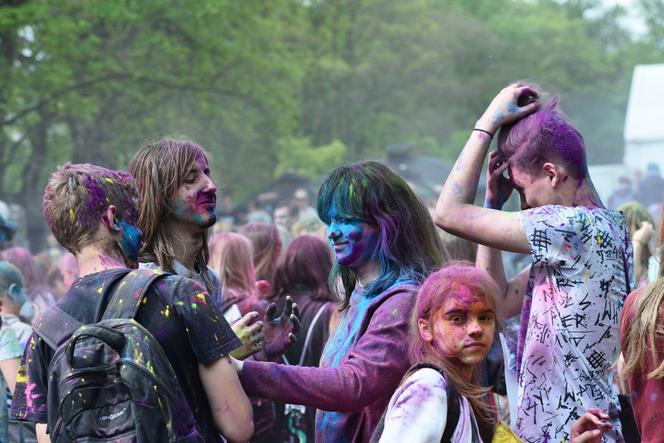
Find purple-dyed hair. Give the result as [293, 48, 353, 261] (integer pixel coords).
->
[497, 97, 588, 180]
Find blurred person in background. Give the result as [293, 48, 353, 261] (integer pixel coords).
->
[274, 202, 298, 234]
[269, 234, 337, 443]
[0, 262, 31, 350]
[619, 202, 655, 288]
[209, 231, 279, 442]
[44, 252, 79, 301]
[608, 176, 635, 210]
[0, 321, 20, 443]
[0, 262, 35, 443]
[0, 247, 56, 324]
[240, 223, 281, 300]
[637, 163, 664, 209]
[293, 188, 317, 223]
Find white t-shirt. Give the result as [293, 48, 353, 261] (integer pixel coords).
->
[516, 205, 630, 442]
[380, 368, 481, 443]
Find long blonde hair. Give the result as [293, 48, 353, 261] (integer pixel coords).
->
[622, 210, 664, 380]
[209, 232, 256, 293]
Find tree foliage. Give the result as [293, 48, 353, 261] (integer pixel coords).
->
[0, 0, 660, 249]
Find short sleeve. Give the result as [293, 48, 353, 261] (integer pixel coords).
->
[10, 334, 50, 423]
[0, 326, 22, 361]
[521, 205, 594, 269]
[379, 368, 448, 443]
[170, 277, 242, 363]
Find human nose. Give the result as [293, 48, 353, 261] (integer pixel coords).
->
[203, 175, 217, 195]
[327, 223, 341, 241]
[467, 319, 483, 337]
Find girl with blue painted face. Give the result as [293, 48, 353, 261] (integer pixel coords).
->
[235, 161, 443, 443]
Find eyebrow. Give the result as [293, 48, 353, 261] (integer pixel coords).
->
[444, 308, 495, 315]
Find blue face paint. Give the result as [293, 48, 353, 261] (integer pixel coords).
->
[118, 220, 143, 266]
[325, 207, 378, 269]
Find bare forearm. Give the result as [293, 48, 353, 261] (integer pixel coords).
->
[476, 244, 507, 294]
[436, 129, 492, 218]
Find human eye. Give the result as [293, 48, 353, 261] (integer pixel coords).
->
[450, 315, 464, 324]
[480, 313, 495, 322]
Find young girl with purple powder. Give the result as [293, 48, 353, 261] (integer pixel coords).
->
[374, 263, 498, 443]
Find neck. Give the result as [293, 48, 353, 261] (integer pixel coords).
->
[355, 260, 381, 288]
[460, 365, 474, 382]
[76, 244, 127, 277]
[166, 221, 205, 272]
[567, 178, 604, 209]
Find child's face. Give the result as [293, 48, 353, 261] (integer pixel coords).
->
[422, 290, 495, 371]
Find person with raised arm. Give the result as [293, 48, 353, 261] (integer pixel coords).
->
[435, 83, 631, 442]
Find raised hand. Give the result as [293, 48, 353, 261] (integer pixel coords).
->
[257, 296, 300, 361]
[477, 83, 540, 134]
[485, 150, 513, 210]
[570, 408, 613, 443]
[230, 311, 264, 360]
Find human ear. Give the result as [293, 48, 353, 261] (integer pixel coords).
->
[418, 318, 434, 342]
[102, 206, 120, 232]
[542, 162, 560, 187]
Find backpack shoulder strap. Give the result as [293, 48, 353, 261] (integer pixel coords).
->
[102, 268, 168, 320]
[409, 363, 461, 443]
[33, 306, 84, 350]
[368, 362, 462, 443]
[298, 303, 328, 366]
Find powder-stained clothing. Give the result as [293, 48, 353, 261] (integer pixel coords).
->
[516, 205, 630, 442]
[240, 282, 419, 443]
[619, 287, 664, 443]
[142, 260, 223, 309]
[379, 368, 481, 443]
[277, 293, 336, 443]
[1, 314, 31, 351]
[0, 324, 21, 443]
[10, 268, 241, 443]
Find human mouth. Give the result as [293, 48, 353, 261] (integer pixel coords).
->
[463, 342, 485, 350]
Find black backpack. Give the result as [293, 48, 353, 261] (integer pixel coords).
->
[33, 269, 205, 443]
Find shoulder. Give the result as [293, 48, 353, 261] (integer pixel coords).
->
[372, 282, 420, 314]
[405, 367, 448, 389]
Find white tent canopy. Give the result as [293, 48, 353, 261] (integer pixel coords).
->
[624, 64, 664, 171]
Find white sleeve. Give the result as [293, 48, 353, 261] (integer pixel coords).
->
[379, 368, 448, 443]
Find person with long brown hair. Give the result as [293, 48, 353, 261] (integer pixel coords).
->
[129, 139, 298, 365]
[240, 222, 281, 299]
[372, 263, 497, 442]
[234, 161, 443, 443]
[620, 212, 664, 442]
[129, 139, 222, 304]
[269, 234, 337, 443]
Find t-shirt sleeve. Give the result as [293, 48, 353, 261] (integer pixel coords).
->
[10, 334, 50, 423]
[379, 368, 448, 443]
[0, 325, 22, 361]
[521, 205, 594, 269]
[171, 277, 242, 363]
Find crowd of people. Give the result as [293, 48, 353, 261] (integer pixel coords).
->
[0, 82, 658, 443]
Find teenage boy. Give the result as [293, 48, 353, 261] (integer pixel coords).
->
[0, 262, 32, 349]
[128, 138, 297, 362]
[435, 84, 630, 442]
[10, 163, 253, 443]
